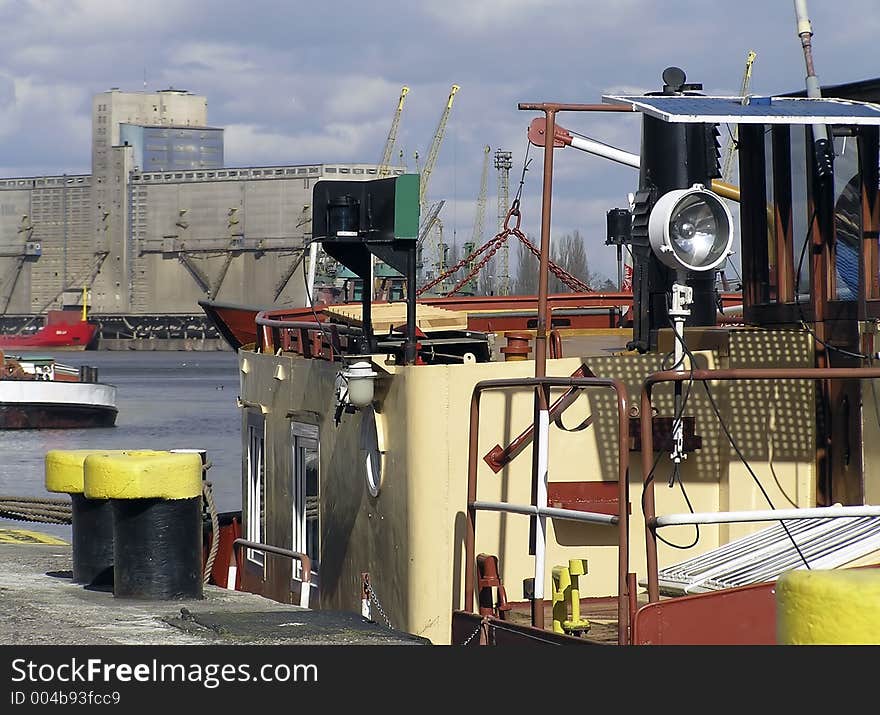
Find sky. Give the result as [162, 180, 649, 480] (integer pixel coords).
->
[0, 0, 877, 285]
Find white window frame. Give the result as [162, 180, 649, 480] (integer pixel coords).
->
[291, 421, 319, 589]
[246, 412, 265, 569]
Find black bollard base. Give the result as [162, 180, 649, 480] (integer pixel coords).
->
[112, 496, 203, 600]
[70, 493, 114, 586]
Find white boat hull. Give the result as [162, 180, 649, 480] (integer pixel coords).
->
[0, 381, 117, 429]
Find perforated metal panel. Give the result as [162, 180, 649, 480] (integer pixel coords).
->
[602, 95, 880, 124]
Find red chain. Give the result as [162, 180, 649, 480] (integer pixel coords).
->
[415, 203, 594, 297]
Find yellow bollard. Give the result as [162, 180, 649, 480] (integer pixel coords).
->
[777, 569, 880, 644]
[551, 564, 571, 635]
[551, 559, 590, 636]
[564, 559, 590, 635]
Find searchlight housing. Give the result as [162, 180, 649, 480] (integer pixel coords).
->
[648, 184, 734, 273]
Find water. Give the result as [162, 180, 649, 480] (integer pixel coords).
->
[0, 350, 242, 541]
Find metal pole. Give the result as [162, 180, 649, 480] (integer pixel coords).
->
[527, 107, 557, 631]
[405, 242, 417, 365]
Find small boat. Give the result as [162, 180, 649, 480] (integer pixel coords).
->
[0, 288, 99, 352]
[0, 354, 117, 429]
[198, 299, 263, 352]
[215, 19, 880, 645]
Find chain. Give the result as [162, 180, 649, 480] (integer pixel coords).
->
[460, 618, 489, 646]
[365, 581, 393, 629]
[416, 199, 594, 298]
[513, 231, 592, 293]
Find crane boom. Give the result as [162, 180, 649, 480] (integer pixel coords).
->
[470, 145, 491, 247]
[378, 85, 409, 177]
[419, 84, 460, 206]
[722, 50, 757, 181]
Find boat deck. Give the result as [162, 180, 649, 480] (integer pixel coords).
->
[0, 533, 427, 645]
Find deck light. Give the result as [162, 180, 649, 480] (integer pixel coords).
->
[648, 184, 733, 273]
[334, 361, 378, 425]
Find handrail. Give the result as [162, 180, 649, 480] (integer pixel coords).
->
[640, 366, 880, 603]
[232, 538, 313, 608]
[472, 500, 618, 525]
[655, 504, 880, 527]
[464, 375, 631, 645]
[255, 310, 363, 356]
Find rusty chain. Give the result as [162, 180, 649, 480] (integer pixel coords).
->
[416, 200, 593, 297]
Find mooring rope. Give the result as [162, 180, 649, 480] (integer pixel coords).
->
[202, 481, 220, 585]
[0, 496, 72, 525]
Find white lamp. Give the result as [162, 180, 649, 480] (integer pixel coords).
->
[342, 361, 378, 408]
[648, 184, 734, 273]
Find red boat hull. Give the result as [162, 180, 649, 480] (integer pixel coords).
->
[0, 320, 98, 351]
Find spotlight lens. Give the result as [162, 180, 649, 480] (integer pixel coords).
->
[668, 194, 728, 269]
[648, 185, 734, 272]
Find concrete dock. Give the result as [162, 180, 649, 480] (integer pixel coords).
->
[0, 531, 428, 646]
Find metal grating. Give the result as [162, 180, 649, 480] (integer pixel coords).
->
[655, 516, 880, 595]
[602, 95, 880, 125]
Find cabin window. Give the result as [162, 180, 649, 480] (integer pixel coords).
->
[246, 412, 266, 569]
[291, 422, 319, 588]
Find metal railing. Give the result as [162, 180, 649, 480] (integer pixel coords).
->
[464, 375, 632, 645]
[640, 366, 880, 602]
[231, 538, 313, 608]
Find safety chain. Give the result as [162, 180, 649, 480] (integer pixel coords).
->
[460, 617, 489, 646]
[416, 201, 593, 297]
[365, 580, 393, 629]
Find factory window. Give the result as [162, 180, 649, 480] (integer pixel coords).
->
[228, 171, 237, 177]
[339, 168, 350, 174]
[353, 169, 364, 174]
[218, 172, 227, 177]
[325, 168, 337, 174]
[367, 169, 377, 174]
[297, 168, 307, 175]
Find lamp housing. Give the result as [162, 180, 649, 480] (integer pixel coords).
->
[648, 184, 733, 273]
[342, 361, 377, 408]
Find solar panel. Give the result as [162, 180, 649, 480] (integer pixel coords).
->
[602, 94, 880, 124]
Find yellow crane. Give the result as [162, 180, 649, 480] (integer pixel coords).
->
[378, 85, 409, 177]
[419, 84, 460, 207]
[470, 145, 491, 249]
[417, 84, 460, 284]
[722, 50, 757, 181]
[461, 145, 491, 294]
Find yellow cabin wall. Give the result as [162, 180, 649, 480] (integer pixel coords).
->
[238, 327, 818, 644]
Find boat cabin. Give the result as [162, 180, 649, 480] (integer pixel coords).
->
[232, 72, 880, 644]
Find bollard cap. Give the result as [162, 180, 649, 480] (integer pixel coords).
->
[45, 449, 129, 494]
[83, 450, 203, 500]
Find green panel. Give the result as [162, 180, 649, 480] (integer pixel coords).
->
[393, 174, 420, 240]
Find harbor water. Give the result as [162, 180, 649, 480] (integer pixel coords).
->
[0, 350, 242, 541]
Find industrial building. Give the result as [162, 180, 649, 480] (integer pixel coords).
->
[0, 87, 394, 349]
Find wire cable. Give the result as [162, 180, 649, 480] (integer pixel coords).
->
[677, 337, 811, 569]
[639, 335, 700, 550]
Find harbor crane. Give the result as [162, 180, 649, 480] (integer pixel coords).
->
[471, 145, 491, 292]
[377, 86, 409, 177]
[721, 50, 757, 182]
[419, 84, 460, 280]
[419, 84, 460, 207]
